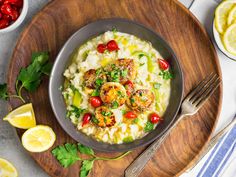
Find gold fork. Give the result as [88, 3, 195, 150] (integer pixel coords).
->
[125, 73, 221, 177]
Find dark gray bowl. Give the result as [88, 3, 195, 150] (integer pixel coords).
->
[49, 18, 183, 152]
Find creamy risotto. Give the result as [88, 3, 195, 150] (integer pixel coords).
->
[62, 30, 172, 144]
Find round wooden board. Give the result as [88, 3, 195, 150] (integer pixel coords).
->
[7, 0, 222, 176]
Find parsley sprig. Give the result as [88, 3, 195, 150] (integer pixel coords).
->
[0, 52, 52, 103]
[52, 143, 131, 177]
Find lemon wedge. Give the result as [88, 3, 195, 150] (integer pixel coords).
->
[22, 125, 56, 152]
[215, 1, 235, 33]
[0, 158, 18, 177]
[3, 103, 36, 129]
[223, 23, 236, 55]
[228, 5, 236, 25]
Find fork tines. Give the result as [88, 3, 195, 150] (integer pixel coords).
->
[186, 73, 221, 107]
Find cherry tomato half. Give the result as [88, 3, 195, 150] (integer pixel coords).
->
[90, 96, 102, 108]
[97, 44, 107, 53]
[158, 59, 169, 70]
[106, 40, 119, 52]
[124, 80, 134, 96]
[82, 113, 92, 127]
[124, 111, 137, 119]
[149, 113, 161, 124]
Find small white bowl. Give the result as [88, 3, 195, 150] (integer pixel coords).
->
[213, 20, 236, 61]
[0, 0, 28, 33]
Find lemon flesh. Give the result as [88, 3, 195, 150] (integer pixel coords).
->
[223, 23, 236, 55]
[22, 125, 56, 152]
[215, 1, 235, 33]
[228, 5, 236, 25]
[0, 158, 18, 177]
[3, 103, 36, 129]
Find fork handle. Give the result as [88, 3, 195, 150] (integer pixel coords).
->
[125, 115, 184, 177]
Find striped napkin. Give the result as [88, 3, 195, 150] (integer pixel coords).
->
[179, 0, 236, 177]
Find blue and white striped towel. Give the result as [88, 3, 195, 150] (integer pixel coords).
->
[179, 0, 236, 176]
[197, 125, 236, 177]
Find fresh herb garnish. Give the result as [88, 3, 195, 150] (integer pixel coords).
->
[159, 70, 173, 80]
[153, 83, 161, 89]
[95, 68, 102, 76]
[91, 116, 99, 124]
[144, 121, 154, 132]
[91, 89, 100, 96]
[95, 78, 104, 87]
[112, 27, 118, 33]
[0, 52, 52, 103]
[52, 143, 81, 168]
[67, 105, 85, 118]
[52, 143, 131, 177]
[101, 111, 111, 117]
[111, 101, 119, 109]
[132, 118, 140, 124]
[139, 63, 145, 66]
[130, 98, 135, 104]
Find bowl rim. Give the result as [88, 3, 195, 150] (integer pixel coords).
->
[0, 0, 28, 33]
[49, 18, 184, 152]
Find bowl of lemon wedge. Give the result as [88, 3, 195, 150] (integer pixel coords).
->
[213, 0, 236, 60]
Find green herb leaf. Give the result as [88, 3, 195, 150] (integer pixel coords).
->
[91, 89, 100, 96]
[112, 27, 118, 33]
[80, 160, 94, 177]
[17, 52, 50, 92]
[130, 98, 135, 104]
[41, 63, 53, 75]
[132, 118, 140, 124]
[153, 83, 161, 89]
[52, 143, 80, 168]
[159, 70, 173, 80]
[144, 121, 154, 132]
[0, 84, 8, 100]
[91, 115, 99, 124]
[111, 101, 119, 109]
[67, 105, 85, 118]
[95, 78, 104, 87]
[78, 144, 95, 156]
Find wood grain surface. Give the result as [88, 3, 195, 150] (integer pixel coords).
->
[7, 0, 222, 176]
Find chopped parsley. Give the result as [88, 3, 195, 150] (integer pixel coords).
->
[67, 105, 85, 118]
[112, 27, 118, 33]
[91, 116, 99, 124]
[91, 89, 100, 96]
[144, 121, 154, 132]
[111, 101, 119, 109]
[95, 78, 104, 87]
[159, 70, 173, 80]
[101, 111, 112, 117]
[130, 98, 135, 104]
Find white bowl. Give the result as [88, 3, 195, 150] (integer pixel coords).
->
[0, 0, 28, 33]
[213, 20, 236, 61]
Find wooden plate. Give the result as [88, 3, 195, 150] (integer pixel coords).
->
[7, 0, 222, 176]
